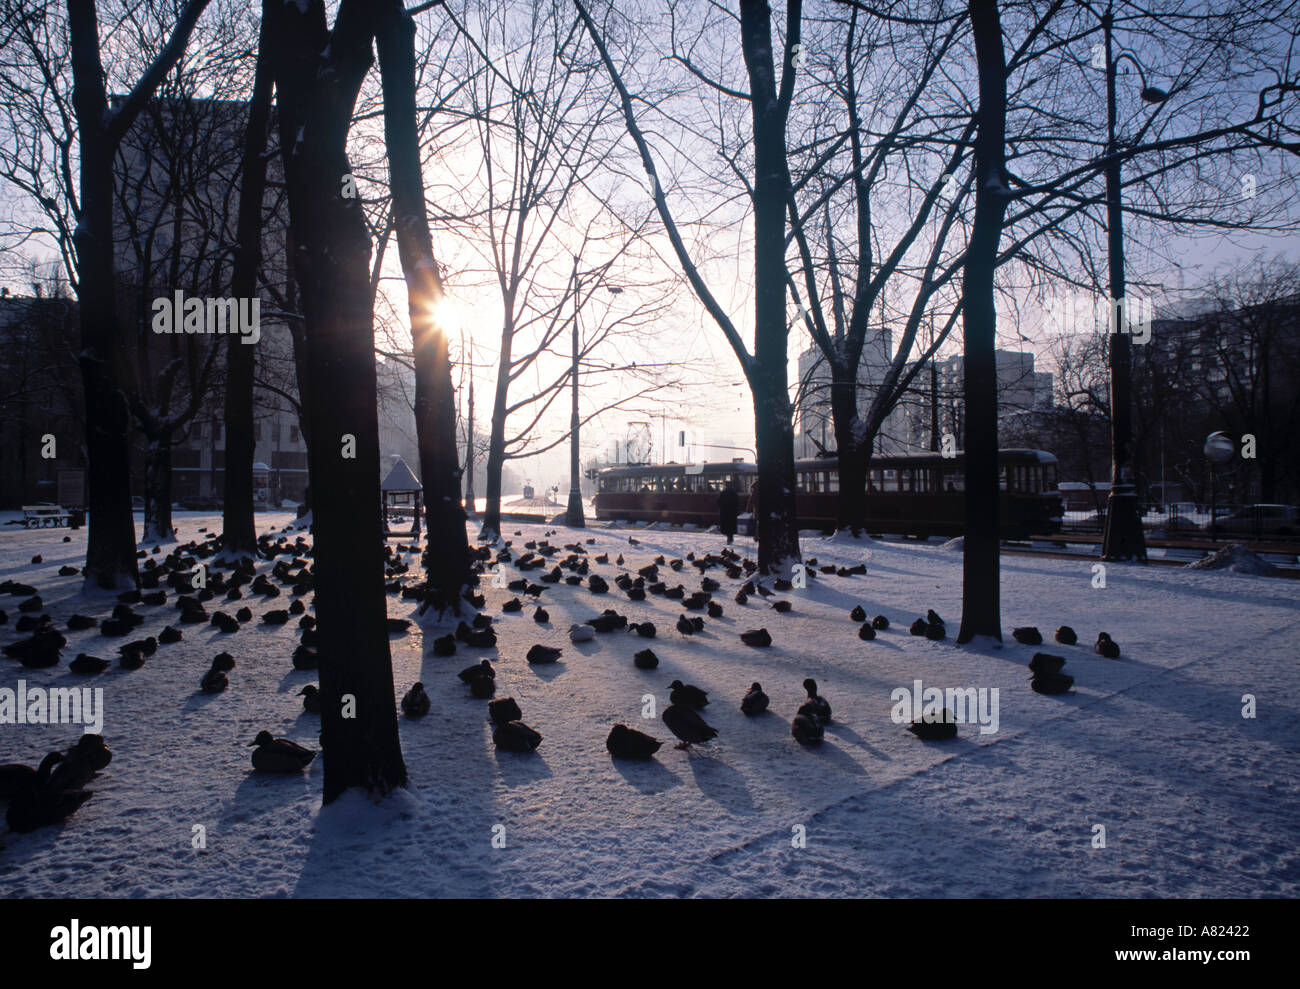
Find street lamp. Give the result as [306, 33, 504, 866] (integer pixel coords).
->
[1099, 3, 1167, 563]
[566, 255, 621, 528]
[1203, 431, 1233, 542]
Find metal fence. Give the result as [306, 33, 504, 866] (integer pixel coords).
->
[1061, 503, 1298, 543]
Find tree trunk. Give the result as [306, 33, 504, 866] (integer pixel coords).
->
[829, 365, 867, 531]
[221, 1, 275, 560]
[67, 0, 142, 590]
[271, 0, 406, 801]
[142, 434, 174, 544]
[479, 340, 512, 542]
[957, 0, 1009, 644]
[375, 2, 472, 614]
[740, 0, 801, 576]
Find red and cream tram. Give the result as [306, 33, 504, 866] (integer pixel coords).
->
[593, 449, 1062, 537]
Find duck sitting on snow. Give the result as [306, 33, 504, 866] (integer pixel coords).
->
[908, 710, 958, 740]
[1095, 632, 1120, 659]
[668, 680, 709, 709]
[568, 624, 595, 643]
[740, 682, 769, 715]
[790, 712, 823, 746]
[200, 666, 228, 694]
[401, 682, 430, 718]
[606, 724, 662, 760]
[662, 705, 717, 750]
[298, 684, 321, 714]
[493, 721, 542, 753]
[249, 731, 316, 773]
[1054, 625, 1077, 645]
[801, 678, 832, 724]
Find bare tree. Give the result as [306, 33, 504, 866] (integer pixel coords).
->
[268, 0, 406, 801]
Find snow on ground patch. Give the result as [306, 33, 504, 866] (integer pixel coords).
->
[1184, 542, 1279, 576]
[0, 514, 1296, 897]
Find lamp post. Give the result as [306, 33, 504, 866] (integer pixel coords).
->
[1099, 3, 1167, 563]
[1204, 431, 1233, 542]
[565, 255, 621, 528]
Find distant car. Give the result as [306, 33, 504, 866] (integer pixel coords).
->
[1160, 514, 1205, 534]
[1211, 504, 1298, 537]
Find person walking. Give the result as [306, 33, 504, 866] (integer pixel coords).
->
[718, 482, 740, 544]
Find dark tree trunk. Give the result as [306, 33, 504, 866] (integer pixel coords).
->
[957, 0, 1010, 644]
[375, 2, 472, 613]
[221, 1, 275, 559]
[830, 365, 867, 531]
[270, 0, 406, 801]
[740, 0, 801, 575]
[479, 344, 512, 542]
[67, 0, 143, 590]
[142, 435, 174, 544]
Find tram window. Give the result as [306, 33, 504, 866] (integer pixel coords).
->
[827, 471, 839, 493]
[882, 469, 897, 492]
[999, 466, 1009, 491]
[945, 471, 964, 492]
[914, 468, 929, 493]
[1044, 464, 1057, 490]
[900, 469, 915, 492]
[868, 470, 881, 492]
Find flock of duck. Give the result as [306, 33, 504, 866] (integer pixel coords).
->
[0, 523, 1125, 830]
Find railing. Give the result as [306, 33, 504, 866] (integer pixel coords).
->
[1061, 503, 1297, 543]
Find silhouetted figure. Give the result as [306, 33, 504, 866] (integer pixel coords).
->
[718, 484, 740, 544]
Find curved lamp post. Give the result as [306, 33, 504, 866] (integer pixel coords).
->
[1099, 3, 1167, 563]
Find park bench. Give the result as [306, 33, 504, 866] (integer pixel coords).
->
[21, 504, 72, 529]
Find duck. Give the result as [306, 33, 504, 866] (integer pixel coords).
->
[533, 607, 549, 623]
[850, 605, 867, 622]
[630, 621, 657, 638]
[1031, 671, 1075, 694]
[668, 680, 709, 709]
[926, 609, 945, 627]
[262, 609, 290, 626]
[236, 606, 253, 623]
[211, 652, 236, 672]
[739, 627, 772, 647]
[1054, 625, 1077, 645]
[675, 614, 697, 637]
[586, 610, 627, 633]
[488, 697, 522, 726]
[526, 644, 562, 664]
[432, 633, 457, 656]
[69, 653, 110, 675]
[872, 615, 889, 630]
[469, 674, 496, 698]
[459, 659, 496, 682]
[801, 678, 831, 724]
[910, 618, 928, 636]
[1028, 652, 1067, 676]
[298, 684, 321, 713]
[567, 624, 595, 643]
[924, 621, 946, 640]
[401, 682, 430, 717]
[5, 782, 94, 833]
[588, 575, 609, 594]
[211, 611, 239, 634]
[292, 644, 318, 670]
[771, 600, 792, 613]
[200, 667, 228, 694]
[493, 721, 542, 753]
[159, 624, 183, 644]
[661, 705, 718, 749]
[633, 648, 659, 670]
[1095, 632, 1120, 659]
[606, 724, 662, 760]
[740, 682, 769, 715]
[908, 710, 958, 740]
[707, 601, 724, 618]
[734, 591, 749, 605]
[119, 647, 146, 670]
[790, 712, 824, 746]
[248, 731, 316, 773]
[1012, 626, 1043, 645]
[858, 623, 876, 641]
[66, 614, 98, 631]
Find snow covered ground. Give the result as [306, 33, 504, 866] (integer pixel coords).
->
[1, 511, 1296, 897]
